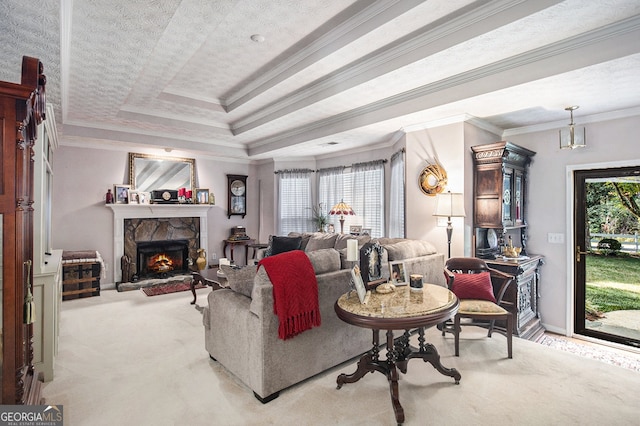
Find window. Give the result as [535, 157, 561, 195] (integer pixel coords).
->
[389, 149, 405, 237]
[318, 161, 385, 237]
[348, 161, 385, 237]
[277, 169, 313, 235]
[318, 166, 345, 232]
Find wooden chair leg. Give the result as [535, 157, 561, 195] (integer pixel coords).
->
[506, 313, 513, 359]
[454, 314, 461, 356]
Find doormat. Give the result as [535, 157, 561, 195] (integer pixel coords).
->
[141, 282, 206, 297]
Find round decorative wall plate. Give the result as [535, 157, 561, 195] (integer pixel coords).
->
[419, 164, 448, 196]
[487, 229, 498, 249]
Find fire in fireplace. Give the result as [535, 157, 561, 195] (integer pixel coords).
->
[137, 239, 190, 279]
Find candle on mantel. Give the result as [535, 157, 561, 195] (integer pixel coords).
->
[347, 239, 359, 262]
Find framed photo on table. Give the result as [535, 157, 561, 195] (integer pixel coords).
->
[349, 225, 362, 236]
[351, 265, 367, 304]
[359, 241, 385, 289]
[389, 261, 407, 286]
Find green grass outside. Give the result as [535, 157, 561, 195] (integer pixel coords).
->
[586, 254, 640, 313]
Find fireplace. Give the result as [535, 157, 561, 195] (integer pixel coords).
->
[137, 239, 189, 279]
[108, 204, 211, 284]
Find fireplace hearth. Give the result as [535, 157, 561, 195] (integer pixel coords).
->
[137, 239, 190, 279]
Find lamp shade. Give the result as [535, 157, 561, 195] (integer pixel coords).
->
[329, 201, 355, 216]
[433, 192, 466, 218]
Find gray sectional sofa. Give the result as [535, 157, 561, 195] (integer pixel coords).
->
[203, 233, 445, 402]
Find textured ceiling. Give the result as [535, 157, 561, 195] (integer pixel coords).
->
[2, 0, 640, 161]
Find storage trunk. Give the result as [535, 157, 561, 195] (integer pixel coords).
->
[62, 251, 102, 300]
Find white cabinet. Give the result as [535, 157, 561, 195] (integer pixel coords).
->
[32, 105, 60, 382]
[33, 250, 62, 381]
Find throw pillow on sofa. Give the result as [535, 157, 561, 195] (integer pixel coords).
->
[221, 265, 257, 298]
[384, 240, 437, 261]
[304, 233, 338, 251]
[264, 235, 303, 257]
[305, 248, 341, 275]
[271, 235, 302, 255]
[334, 233, 371, 250]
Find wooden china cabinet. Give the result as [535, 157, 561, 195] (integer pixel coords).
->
[0, 56, 46, 404]
[471, 141, 545, 341]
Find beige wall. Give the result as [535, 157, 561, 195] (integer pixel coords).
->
[52, 146, 257, 281]
[507, 115, 640, 334]
[51, 113, 640, 335]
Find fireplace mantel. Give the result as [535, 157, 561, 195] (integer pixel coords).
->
[107, 204, 212, 283]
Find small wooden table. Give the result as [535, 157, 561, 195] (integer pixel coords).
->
[191, 268, 227, 305]
[222, 238, 255, 265]
[335, 285, 461, 424]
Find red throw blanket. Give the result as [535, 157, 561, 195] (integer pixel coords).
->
[258, 250, 321, 340]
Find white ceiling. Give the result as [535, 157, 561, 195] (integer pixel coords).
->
[2, 0, 640, 161]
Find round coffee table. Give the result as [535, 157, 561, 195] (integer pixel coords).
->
[335, 284, 461, 424]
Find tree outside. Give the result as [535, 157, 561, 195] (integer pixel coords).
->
[585, 181, 640, 322]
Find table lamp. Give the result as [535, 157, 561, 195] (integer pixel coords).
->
[330, 200, 355, 234]
[433, 191, 466, 258]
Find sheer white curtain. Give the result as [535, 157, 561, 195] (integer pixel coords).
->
[318, 167, 345, 232]
[349, 160, 385, 237]
[389, 149, 405, 238]
[277, 169, 313, 235]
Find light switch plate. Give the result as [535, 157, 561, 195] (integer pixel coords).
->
[548, 233, 565, 244]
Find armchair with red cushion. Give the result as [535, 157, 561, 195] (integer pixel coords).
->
[442, 257, 515, 358]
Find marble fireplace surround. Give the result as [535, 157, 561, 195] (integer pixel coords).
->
[107, 205, 211, 284]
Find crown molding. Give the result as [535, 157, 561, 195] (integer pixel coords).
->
[503, 106, 640, 136]
[231, 0, 561, 134]
[224, 0, 426, 111]
[247, 14, 640, 157]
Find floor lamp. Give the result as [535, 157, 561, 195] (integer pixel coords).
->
[433, 191, 466, 258]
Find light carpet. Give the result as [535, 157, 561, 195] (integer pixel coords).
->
[43, 288, 640, 426]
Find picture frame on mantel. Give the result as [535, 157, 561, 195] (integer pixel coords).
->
[128, 190, 140, 204]
[196, 188, 209, 204]
[114, 184, 130, 204]
[139, 192, 151, 205]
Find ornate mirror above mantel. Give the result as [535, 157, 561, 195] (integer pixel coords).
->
[128, 153, 196, 193]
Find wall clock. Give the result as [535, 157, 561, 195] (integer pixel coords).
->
[227, 174, 247, 218]
[418, 163, 448, 196]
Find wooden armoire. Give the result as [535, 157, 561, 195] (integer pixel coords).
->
[0, 56, 46, 404]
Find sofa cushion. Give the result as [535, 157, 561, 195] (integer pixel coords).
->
[306, 248, 341, 275]
[384, 240, 437, 260]
[304, 233, 338, 252]
[451, 271, 496, 303]
[221, 265, 257, 298]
